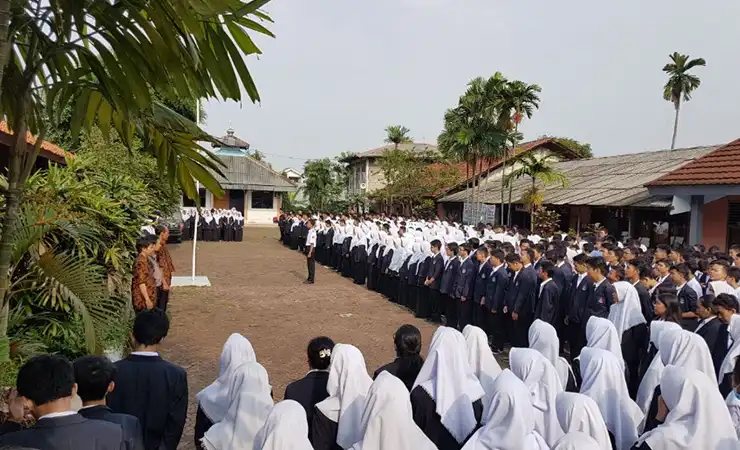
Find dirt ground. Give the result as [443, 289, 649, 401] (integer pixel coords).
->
[163, 227, 440, 449]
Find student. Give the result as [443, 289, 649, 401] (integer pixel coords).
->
[671, 263, 699, 330]
[535, 259, 560, 326]
[636, 321, 682, 417]
[195, 333, 257, 445]
[719, 298, 740, 397]
[411, 327, 484, 450]
[727, 357, 740, 439]
[108, 309, 188, 450]
[566, 254, 593, 360]
[728, 266, 740, 299]
[440, 242, 461, 329]
[252, 400, 314, 450]
[550, 247, 573, 348]
[304, 219, 317, 285]
[694, 294, 726, 375]
[529, 320, 578, 392]
[626, 260, 653, 322]
[654, 293, 682, 323]
[456, 243, 477, 330]
[507, 252, 538, 347]
[610, 281, 648, 398]
[425, 239, 445, 322]
[132, 235, 158, 312]
[485, 248, 508, 353]
[155, 226, 174, 312]
[415, 242, 433, 319]
[0, 355, 125, 450]
[584, 257, 615, 324]
[555, 392, 611, 450]
[313, 344, 373, 450]
[472, 246, 492, 328]
[74, 356, 145, 450]
[650, 260, 676, 302]
[406, 242, 421, 313]
[462, 325, 503, 414]
[374, 324, 424, 391]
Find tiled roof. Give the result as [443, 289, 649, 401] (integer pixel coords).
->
[647, 138, 740, 186]
[0, 121, 68, 159]
[350, 142, 438, 159]
[214, 128, 250, 150]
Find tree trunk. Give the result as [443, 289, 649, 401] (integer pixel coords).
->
[470, 156, 477, 225]
[507, 182, 513, 227]
[671, 101, 680, 150]
[478, 157, 484, 224]
[530, 177, 536, 233]
[500, 152, 507, 226]
[0, 0, 11, 99]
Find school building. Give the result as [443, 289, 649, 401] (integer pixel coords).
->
[182, 127, 297, 225]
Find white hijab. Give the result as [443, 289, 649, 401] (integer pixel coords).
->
[315, 344, 373, 449]
[202, 362, 274, 450]
[462, 325, 503, 416]
[461, 369, 549, 450]
[579, 348, 643, 450]
[252, 400, 313, 450]
[389, 237, 406, 271]
[720, 314, 740, 379]
[413, 326, 485, 443]
[636, 365, 739, 450]
[552, 433, 602, 450]
[509, 348, 565, 447]
[555, 392, 611, 450]
[585, 316, 625, 371]
[659, 328, 717, 385]
[196, 333, 257, 423]
[350, 372, 436, 450]
[636, 321, 683, 418]
[609, 281, 647, 339]
[528, 320, 572, 390]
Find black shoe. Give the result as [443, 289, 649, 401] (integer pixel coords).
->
[303, 280, 314, 284]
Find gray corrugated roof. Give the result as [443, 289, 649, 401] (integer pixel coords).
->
[350, 142, 438, 159]
[438, 145, 719, 206]
[213, 155, 297, 192]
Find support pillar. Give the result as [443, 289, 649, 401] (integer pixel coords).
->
[689, 195, 704, 246]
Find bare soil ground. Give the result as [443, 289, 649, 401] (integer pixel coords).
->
[164, 227, 440, 449]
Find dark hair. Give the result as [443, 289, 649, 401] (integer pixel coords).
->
[715, 293, 740, 313]
[637, 263, 652, 279]
[656, 259, 673, 270]
[698, 294, 716, 313]
[446, 242, 459, 255]
[155, 224, 167, 234]
[573, 253, 588, 264]
[475, 246, 488, 258]
[539, 259, 555, 278]
[671, 263, 691, 281]
[468, 238, 480, 248]
[657, 293, 682, 323]
[133, 308, 170, 346]
[520, 238, 532, 246]
[490, 248, 505, 263]
[583, 242, 595, 253]
[534, 243, 546, 255]
[610, 265, 625, 281]
[73, 356, 116, 402]
[136, 234, 157, 253]
[393, 325, 424, 390]
[430, 239, 442, 250]
[728, 266, 740, 282]
[601, 242, 615, 252]
[586, 256, 608, 276]
[16, 355, 75, 406]
[307, 336, 335, 370]
[522, 247, 535, 263]
[460, 243, 472, 254]
[731, 244, 740, 254]
[656, 244, 671, 254]
[502, 242, 516, 254]
[505, 253, 521, 264]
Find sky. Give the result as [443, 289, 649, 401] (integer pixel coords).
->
[204, 0, 740, 171]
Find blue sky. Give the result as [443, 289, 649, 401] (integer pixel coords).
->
[205, 0, 740, 170]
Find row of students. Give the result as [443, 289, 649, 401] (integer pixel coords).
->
[181, 208, 245, 242]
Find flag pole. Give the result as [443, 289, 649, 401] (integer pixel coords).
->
[191, 99, 200, 281]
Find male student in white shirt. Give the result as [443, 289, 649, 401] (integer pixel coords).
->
[305, 219, 317, 284]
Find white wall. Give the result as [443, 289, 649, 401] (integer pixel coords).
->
[246, 190, 280, 225]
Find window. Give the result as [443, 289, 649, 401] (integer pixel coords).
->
[251, 191, 274, 209]
[183, 188, 206, 207]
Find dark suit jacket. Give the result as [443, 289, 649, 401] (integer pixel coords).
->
[456, 257, 476, 299]
[473, 260, 492, 303]
[428, 253, 444, 291]
[695, 317, 727, 376]
[107, 354, 188, 450]
[485, 265, 508, 311]
[568, 274, 594, 324]
[535, 279, 560, 324]
[507, 267, 537, 316]
[586, 279, 615, 323]
[634, 281, 653, 322]
[284, 370, 330, 438]
[0, 413, 124, 450]
[78, 405, 144, 450]
[553, 262, 573, 317]
[677, 285, 699, 330]
[440, 257, 460, 296]
[651, 276, 676, 302]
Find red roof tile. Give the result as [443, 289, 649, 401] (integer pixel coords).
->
[647, 138, 740, 186]
[0, 121, 68, 159]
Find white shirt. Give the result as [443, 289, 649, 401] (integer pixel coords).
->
[539, 278, 552, 296]
[688, 277, 703, 299]
[39, 411, 77, 420]
[593, 278, 606, 290]
[524, 263, 532, 268]
[491, 263, 504, 274]
[577, 273, 587, 288]
[676, 282, 686, 294]
[556, 261, 565, 268]
[131, 351, 159, 357]
[306, 228, 317, 247]
[694, 316, 716, 334]
[478, 257, 490, 273]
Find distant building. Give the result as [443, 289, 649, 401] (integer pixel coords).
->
[281, 168, 306, 203]
[182, 128, 297, 225]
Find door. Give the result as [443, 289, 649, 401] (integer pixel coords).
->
[728, 202, 740, 248]
[229, 190, 245, 214]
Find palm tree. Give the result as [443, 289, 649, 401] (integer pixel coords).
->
[504, 154, 567, 231]
[384, 125, 413, 150]
[663, 52, 706, 149]
[498, 80, 541, 226]
[303, 159, 337, 212]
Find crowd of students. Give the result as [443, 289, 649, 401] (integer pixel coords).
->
[181, 207, 245, 242]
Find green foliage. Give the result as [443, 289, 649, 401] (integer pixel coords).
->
[279, 191, 307, 214]
[384, 125, 413, 147]
[540, 136, 593, 158]
[302, 158, 347, 212]
[532, 206, 561, 237]
[505, 154, 568, 231]
[663, 52, 706, 105]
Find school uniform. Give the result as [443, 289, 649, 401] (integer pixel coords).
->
[585, 278, 614, 324]
[676, 282, 699, 331]
[380, 249, 394, 298]
[567, 273, 594, 360]
[351, 245, 367, 285]
[415, 256, 432, 319]
[535, 277, 560, 326]
[305, 228, 317, 283]
[553, 261, 573, 346]
[485, 263, 509, 350]
[456, 255, 476, 330]
[650, 274, 676, 302]
[310, 408, 342, 450]
[694, 316, 726, 376]
[0, 413, 125, 450]
[634, 280, 653, 322]
[398, 255, 413, 307]
[506, 265, 537, 347]
[409, 386, 483, 450]
[440, 255, 460, 328]
[77, 405, 144, 450]
[407, 259, 419, 312]
[428, 252, 445, 322]
[366, 243, 379, 290]
[340, 237, 352, 277]
[472, 258, 492, 328]
[373, 357, 424, 392]
[284, 370, 330, 439]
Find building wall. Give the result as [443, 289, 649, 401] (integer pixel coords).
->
[213, 191, 230, 210]
[702, 197, 730, 250]
[245, 190, 280, 225]
[347, 158, 385, 196]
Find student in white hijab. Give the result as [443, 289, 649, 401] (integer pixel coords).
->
[461, 369, 549, 450]
[579, 347, 643, 450]
[314, 344, 373, 450]
[555, 392, 611, 450]
[609, 281, 649, 397]
[462, 325, 503, 415]
[202, 362, 274, 450]
[195, 334, 257, 441]
[508, 347, 565, 447]
[720, 314, 740, 397]
[350, 372, 436, 450]
[528, 320, 576, 391]
[585, 316, 625, 371]
[636, 321, 683, 422]
[411, 326, 485, 449]
[552, 432, 601, 450]
[634, 365, 739, 450]
[253, 400, 313, 450]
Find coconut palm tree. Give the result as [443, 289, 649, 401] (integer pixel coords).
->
[384, 125, 413, 150]
[498, 80, 541, 225]
[504, 153, 567, 231]
[663, 52, 706, 149]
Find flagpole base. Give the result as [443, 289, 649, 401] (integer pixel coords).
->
[170, 276, 211, 287]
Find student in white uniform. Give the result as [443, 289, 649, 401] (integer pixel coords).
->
[305, 219, 317, 284]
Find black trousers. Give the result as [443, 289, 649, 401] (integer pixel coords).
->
[488, 309, 507, 350]
[510, 314, 532, 347]
[157, 288, 169, 313]
[444, 294, 458, 329]
[306, 256, 315, 282]
[458, 298, 473, 330]
[430, 289, 441, 322]
[566, 320, 585, 361]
